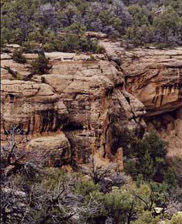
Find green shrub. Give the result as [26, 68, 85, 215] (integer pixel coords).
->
[123, 132, 168, 182]
[31, 54, 51, 75]
[131, 211, 160, 224]
[58, 33, 105, 53]
[23, 40, 40, 53]
[155, 43, 167, 49]
[75, 179, 100, 196]
[1, 0, 182, 48]
[12, 49, 27, 64]
[95, 45, 105, 54]
[170, 213, 182, 224]
[42, 42, 57, 52]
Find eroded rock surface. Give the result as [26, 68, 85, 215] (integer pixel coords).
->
[147, 109, 182, 158]
[122, 48, 182, 157]
[123, 48, 182, 117]
[1, 80, 67, 134]
[26, 133, 71, 166]
[1, 53, 145, 165]
[100, 39, 182, 157]
[2, 42, 181, 163]
[100, 40, 182, 116]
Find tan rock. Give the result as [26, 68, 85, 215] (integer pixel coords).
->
[3, 41, 181, 162]
[1, 57, 146, 164]
[26, 133, 71, 166]
[1, 59, 31, 79]
[85, 31, 107, 39]
[1, 80, 67, 135]
[115, 148, 124, 171]
[100, 40, 182, 158]
[122, 48, 182, 117]
[122, 48, 182, 158]
[45, 52, 75, 61]
[147, 110, 182, 158]
[1, 53, 12, 60]
[5, 44, 21, 52]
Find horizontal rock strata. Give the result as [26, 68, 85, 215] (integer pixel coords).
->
[100, 40, 182, 157]
[1, 52, 145, 164]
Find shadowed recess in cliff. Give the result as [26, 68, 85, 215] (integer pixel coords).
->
[2, 110, 69, 135]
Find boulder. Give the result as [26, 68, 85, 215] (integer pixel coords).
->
[26, 133, 71, 166]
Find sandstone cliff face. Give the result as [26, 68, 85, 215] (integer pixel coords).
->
[1, 52, 145, 164]
[123, 48, 182, 117]
[1, 42, 181, 163]
[100, 40, 182, 157]
[123, 48, 182, 157]
[146, 110, 182, 158]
